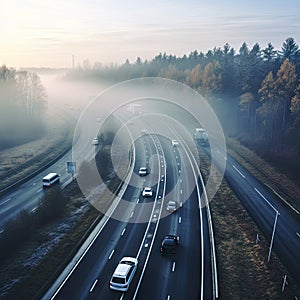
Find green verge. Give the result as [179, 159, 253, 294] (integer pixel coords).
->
[198, 146, 300, 299]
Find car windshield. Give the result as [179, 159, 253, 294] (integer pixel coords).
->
[112, 277, 125, 284]
[122, 261, 135, 266]
[163, 239, 175, 246]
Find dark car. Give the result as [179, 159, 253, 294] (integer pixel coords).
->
[160, 235, 179, 255]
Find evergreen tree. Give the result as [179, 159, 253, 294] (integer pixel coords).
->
[280, 37, 300, 63]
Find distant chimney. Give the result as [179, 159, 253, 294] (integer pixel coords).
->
[72, 55, 75, 69]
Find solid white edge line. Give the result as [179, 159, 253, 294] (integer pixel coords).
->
[177, 135, 205, 300]
[265, 183, 300, 215]
[232, 165, 245, 179]
[89, 279, 98, 293]
[255, 188, 279, 214]
[0, 198, 11, 206]
[175, 129, 217, 300]
[46, 117, 136, 300]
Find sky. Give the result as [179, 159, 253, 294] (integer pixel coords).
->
[0, 0, 300, 68]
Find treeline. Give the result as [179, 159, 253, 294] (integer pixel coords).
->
[0, 65, 47, 149]
[66, 37, 300, 158]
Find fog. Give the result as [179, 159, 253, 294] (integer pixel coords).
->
[37, 72, 112, 117]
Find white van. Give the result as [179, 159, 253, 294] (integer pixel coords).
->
[42, 173, 60, 187]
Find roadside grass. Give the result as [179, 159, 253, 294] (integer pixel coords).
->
[198, 147, 300, 299]
[0, 145, 129, 300]
[226, 138, 300, 214]
[0, 110, 74, 191]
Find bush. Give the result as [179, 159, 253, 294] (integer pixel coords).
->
[0, 210, 34, 259]
[0, 186, 66, 262]
[34, 186, 66, 226]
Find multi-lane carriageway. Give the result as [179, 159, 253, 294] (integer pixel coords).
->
[45, 132, 216, 300]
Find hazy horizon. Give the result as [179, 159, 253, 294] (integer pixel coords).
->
[1, 0, 300, 69]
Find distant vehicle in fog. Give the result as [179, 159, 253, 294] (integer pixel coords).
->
[92, 137, 99, 145]
[138, 167, 148, 176]
[166, 200, 178, 212]
[171, 139, 179, 147]
[194, 128, 209, 146]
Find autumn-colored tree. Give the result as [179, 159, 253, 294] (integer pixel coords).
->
[185, 64, 201, 89]
[258, 59, 298, 149]
[289, 84, 300, 155]
[200, 60, 222, 98]
[274, 59, 298, 132]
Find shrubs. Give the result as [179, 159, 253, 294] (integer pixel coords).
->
[0, 186, 66, 261]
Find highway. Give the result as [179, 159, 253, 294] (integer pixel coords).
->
[0, 150, 73, 230]
[44, 127, 214, 299]
[201, 143, 300, 286]
[2, 100, 299, 299]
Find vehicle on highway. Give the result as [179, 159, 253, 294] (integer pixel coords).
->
[194, 128, 209, 146]
[42, 173, 60, 187]
[142, 187, 153, 197]
[171, 139, 179, 147]
[138, 167, 148, 176]
[110, 257, 138, 291]
[160, 235, 179, 255]
[92, 137, 99, 145]
[166, 200, 178, 212]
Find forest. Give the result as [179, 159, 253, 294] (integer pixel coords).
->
[0, 66, 47, 149]
[67, 37, 300, 179]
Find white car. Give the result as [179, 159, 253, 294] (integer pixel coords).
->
[142, 187, 153, 197]
[171, 139, 179, 147]
[138, 167, 148, 176]
[110, 257, 138, 291]
[166, 201, 178, 212]
[92, 137, 99, 145]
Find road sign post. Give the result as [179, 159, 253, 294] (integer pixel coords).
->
[67, 162, 76, 179]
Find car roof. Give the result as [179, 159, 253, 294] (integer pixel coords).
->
[114, 264, 132, 276]
[113, 257, 137, 277]
[43, 173, 59, 180]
